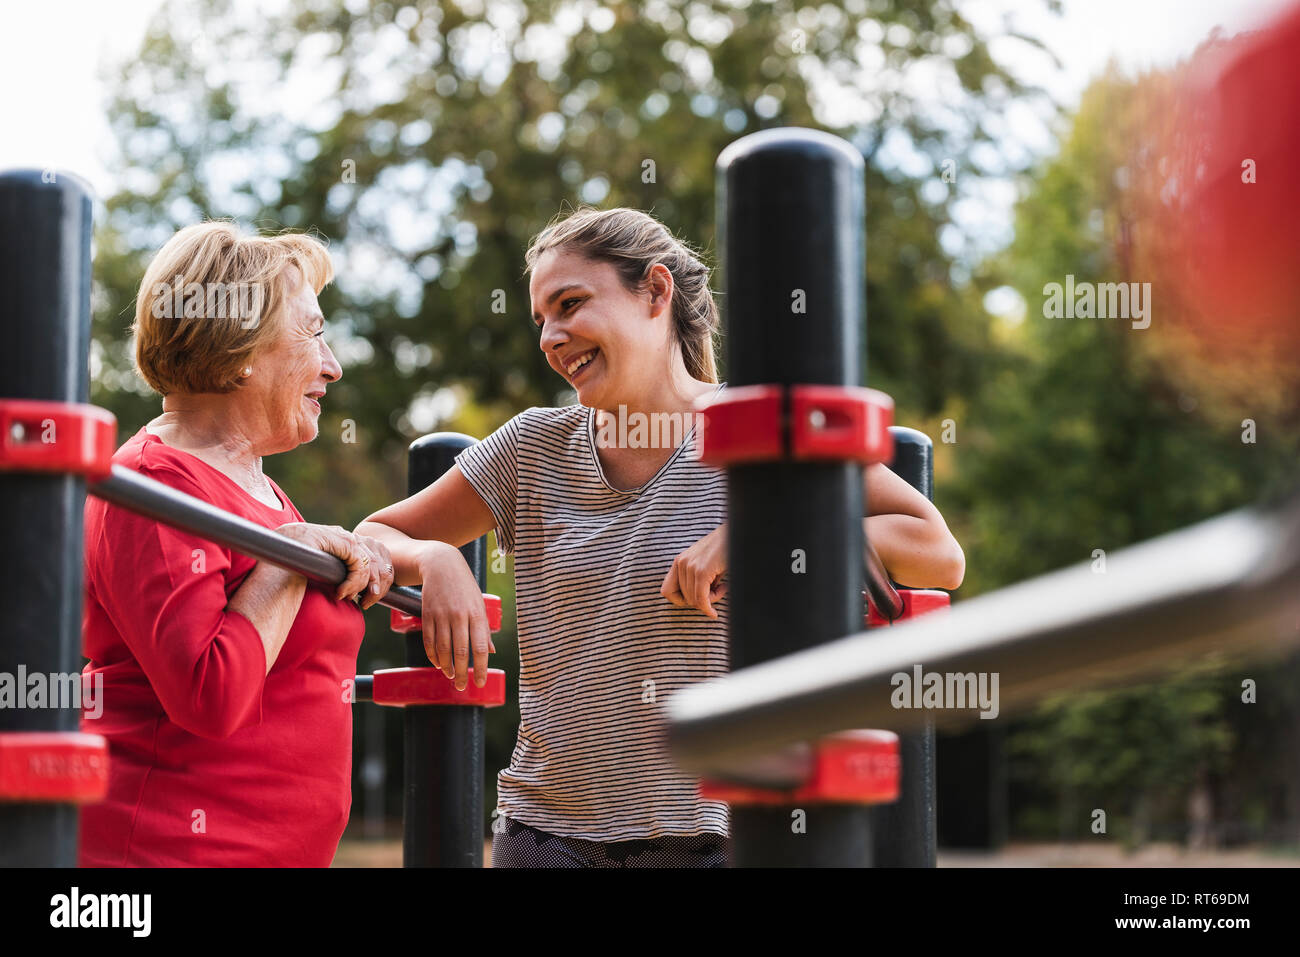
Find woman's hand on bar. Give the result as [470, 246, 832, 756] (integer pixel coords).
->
[416, 541, 496, 691]
[275, 522, 395, 608]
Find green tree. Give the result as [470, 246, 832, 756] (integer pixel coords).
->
[957, 64, 1300, 847]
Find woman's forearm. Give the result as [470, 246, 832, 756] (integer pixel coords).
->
[866, 513, 965, 591]
[356, 467, 497, 587]
[227, 563, 308, 672]
[354, 521, 432, 587]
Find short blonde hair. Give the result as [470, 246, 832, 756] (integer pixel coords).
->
[132, 222, 334, 395]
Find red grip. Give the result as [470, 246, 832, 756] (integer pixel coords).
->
[694, 385, 784, 466]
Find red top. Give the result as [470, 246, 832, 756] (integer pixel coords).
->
[79, 428, 364, 867]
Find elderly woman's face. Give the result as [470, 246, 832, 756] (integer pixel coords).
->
[244, 266, 341, 451]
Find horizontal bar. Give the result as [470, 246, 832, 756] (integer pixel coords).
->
[864, 540, 903, 621]
[668, 488, 1300, 777]
[92, 464, 424, 617]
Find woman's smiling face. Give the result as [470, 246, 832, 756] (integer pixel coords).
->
[240, 265, 342, 452]
[529, 248, 674, 411]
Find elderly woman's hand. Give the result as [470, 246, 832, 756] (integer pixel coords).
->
[275, 522, 395, 609]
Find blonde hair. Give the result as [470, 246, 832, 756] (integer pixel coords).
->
[132, 222, 334, 395]
[524, 207, 719, 382]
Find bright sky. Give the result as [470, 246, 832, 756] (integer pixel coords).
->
[0, 0, 1292, 213]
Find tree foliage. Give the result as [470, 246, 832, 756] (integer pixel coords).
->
[956, 64, 1300, 846]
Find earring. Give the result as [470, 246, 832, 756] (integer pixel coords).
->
[241, 366, 252, 378]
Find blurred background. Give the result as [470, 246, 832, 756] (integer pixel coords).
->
[4, 0, 1299, 865]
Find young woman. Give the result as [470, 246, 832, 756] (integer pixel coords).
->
[357, 207, 965, 867]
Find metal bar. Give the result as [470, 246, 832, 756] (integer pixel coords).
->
[669, 488, 1300, 776]
[91, 464, 425, 617]
[0, 169, 94, 867]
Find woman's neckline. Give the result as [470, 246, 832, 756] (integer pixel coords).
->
[141, 426, 287, 512]
[584, 382, 726, 495]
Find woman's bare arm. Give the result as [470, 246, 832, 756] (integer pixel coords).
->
[663, 462, 966, 616]
[355, 465, 496, 587]
[864, 463, 965, 590]
[355, 465, 499, 691]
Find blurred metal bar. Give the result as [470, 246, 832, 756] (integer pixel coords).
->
[669, 488, 1300, 776]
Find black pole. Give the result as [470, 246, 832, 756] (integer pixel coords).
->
[0, 170, 94, 866]
[871, 426, 937, 867]
[718, 128, 871, 867]
[401, 433, 488, 868]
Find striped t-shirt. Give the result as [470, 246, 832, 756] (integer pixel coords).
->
[456, 401, 730, 841]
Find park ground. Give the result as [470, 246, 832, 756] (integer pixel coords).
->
[331, 839, 1300, 868]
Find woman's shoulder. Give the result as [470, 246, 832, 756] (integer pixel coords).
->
[495, 404, 589, 440]
[86, 429, 221, 556]
[515, 403, 587, 423]
[114, 427, 207, 490]
[113, 427, 292, 516]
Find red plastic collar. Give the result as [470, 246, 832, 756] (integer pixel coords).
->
[699, 730, 899, 806]
[0, 732, 109, 803]
[371, 666, 506, 708]
[695, 385, 894, 467]
[0, 400, 116, 480]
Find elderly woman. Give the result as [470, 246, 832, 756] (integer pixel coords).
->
[79, 223, 465, 867]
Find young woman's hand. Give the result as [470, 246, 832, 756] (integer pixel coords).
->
[660, 523, 728, 619]
[275, 522, 394, 609]
[416, 541, 495, 690]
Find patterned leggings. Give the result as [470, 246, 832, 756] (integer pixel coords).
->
[491, 816, 727, 868]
